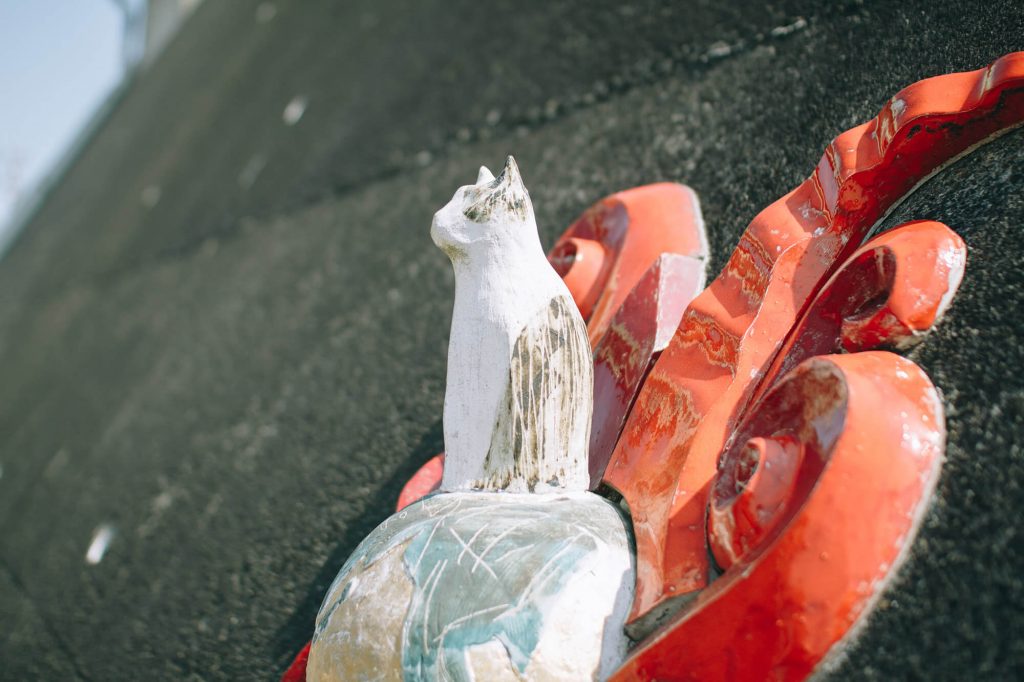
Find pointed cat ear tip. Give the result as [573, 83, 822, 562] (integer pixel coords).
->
[476, 166, 495, 184]
[501, 156, 523, 185]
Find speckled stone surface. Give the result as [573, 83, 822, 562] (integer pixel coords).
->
[0, 1, 1021, 679]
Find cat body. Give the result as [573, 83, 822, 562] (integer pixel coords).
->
[431, 158, 592, 492]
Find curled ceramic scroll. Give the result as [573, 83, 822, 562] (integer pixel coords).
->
[603, 51, 1024, 629]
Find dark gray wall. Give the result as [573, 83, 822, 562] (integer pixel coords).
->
[0, 1, 1021, 678]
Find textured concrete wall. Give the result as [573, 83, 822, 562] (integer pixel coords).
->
[0, 1, 1021, 678]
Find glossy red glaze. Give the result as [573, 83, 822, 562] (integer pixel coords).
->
[752, 220, 967, 406]
[589, 253, 705, 485]
[395, 452, 445, 511]
[550, 182, 708, 346]
[549, 237, 608, 319]
[281, 642, 310, 682]
[610, 352, 945, 681]
[706, 219, 965, 576]
[707, 434, 803, 572]
[603, 52, 1024, 625]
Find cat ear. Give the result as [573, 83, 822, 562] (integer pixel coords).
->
[498, 156, 523, 191]
[462, 156, 531, 223]
[476, 166, 495, 184]
[496, 156, 528, 207]
[497, 155, 528, 192]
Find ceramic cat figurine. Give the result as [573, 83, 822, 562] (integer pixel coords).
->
[431, 157, 592, 494]
[307, 157, 635, 681]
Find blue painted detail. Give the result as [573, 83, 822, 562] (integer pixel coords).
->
[400, 500, 591, 679]
[313, 492, 629, 681]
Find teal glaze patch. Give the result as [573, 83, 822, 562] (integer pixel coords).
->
[400, 499, 592, 679]
[312, 492, 629, 681]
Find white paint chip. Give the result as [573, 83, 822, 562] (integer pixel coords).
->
[891, 97, 907, 119]
[85, 524, 116, 565]
[282, 96, 308, 126]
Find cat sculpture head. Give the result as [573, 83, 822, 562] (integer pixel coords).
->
[430, 156, 539, 262]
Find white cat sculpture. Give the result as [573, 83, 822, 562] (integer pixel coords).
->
[308, 157, 635, 681]
[433, 158, 593, 494]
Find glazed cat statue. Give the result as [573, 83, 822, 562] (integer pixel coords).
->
[307, 157, 635, 681]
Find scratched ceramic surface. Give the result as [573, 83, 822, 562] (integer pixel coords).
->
[308, 491, 634, 682]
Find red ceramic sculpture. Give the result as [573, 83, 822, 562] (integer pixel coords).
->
[286, 51, 1024, 681]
